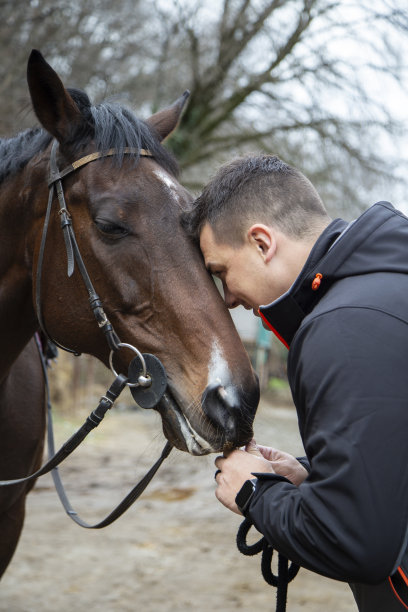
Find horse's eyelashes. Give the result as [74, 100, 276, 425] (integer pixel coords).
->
[94, 219, 129, 238]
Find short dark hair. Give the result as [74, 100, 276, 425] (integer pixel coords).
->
[182, 154, 330, 245]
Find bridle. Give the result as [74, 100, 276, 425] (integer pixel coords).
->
[36, 139, 152, 357]
[37, 139, 168, 392]
[0, 139, 172, 528]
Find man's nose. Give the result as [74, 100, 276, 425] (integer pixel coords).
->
[223, 285, 239, 309]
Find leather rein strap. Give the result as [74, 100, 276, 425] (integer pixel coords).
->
[0, 335, 173, 529]
[35, 140, 153, 355]
[40, 342, 173, 530]
[0, 337, 172, 528]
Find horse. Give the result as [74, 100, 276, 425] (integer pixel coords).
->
[0, 50, 259, 578]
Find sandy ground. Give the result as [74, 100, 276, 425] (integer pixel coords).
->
[0, 394, 357, 612]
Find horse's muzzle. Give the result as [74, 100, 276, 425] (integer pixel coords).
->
[201, 382, 255, 451]
[156, 378, 259, 455]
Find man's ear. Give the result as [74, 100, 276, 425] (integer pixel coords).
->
[247, 224, 277, 262]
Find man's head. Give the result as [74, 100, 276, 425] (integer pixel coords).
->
[183, 154, 331, 312]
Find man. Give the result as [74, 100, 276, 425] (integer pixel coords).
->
[182, 154, 408, 611]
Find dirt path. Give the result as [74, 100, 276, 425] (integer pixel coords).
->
[0, 398, 356, 611]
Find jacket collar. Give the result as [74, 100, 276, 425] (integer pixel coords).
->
[258, 218, 348, 348]
[259, 201, 398, 348]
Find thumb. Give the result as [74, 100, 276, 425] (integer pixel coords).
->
[245, 438, 264, 458]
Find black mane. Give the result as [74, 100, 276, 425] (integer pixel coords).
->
[0, 128, 52, 183]
[0, 88, 178, 183]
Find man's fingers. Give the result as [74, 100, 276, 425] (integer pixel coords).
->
[214, 455, 224, 469]
[245, 438, 267, 458]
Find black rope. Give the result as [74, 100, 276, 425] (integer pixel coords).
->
[237, 517, 300, 612]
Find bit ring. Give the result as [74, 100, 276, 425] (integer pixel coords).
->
[109, 342, 147, 388]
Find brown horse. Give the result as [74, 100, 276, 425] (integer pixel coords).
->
[0, 50, 259, 577]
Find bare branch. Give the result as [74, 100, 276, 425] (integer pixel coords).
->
[197, 0, 318, 137]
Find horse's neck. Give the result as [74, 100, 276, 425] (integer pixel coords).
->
[0, 170, 42, 377]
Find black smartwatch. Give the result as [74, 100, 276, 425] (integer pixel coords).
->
[235, 478, 257, 515]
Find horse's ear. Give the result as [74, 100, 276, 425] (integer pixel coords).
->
[146, 91, 190, 141]
[27, 49, 84, 144]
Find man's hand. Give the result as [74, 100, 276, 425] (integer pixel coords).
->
[214, 443, 274, 514]
[252, 441, 308, 486]
[214, 439, 308, 514]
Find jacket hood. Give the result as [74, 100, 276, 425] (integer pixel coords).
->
[259, 201, 408, 348]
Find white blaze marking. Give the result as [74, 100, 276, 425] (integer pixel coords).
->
[153, 168, 181, 204]
[208, 340, 238, 405]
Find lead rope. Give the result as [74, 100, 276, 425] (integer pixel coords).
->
[236, 517, 299, 612]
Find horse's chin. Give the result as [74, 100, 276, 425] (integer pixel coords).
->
[156, 391, 217, 456]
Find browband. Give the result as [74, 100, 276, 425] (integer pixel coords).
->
[48, 147, 153, 187]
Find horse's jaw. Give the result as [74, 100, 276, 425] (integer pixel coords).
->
[157, 391, 215, 456]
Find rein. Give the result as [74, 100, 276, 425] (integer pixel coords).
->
[0, 336, 173, 529]
[0, 141, 173, 528]
[38, 334, 172, 529]
[0, 335, 172, 527]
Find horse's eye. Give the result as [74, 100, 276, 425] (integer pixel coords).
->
[94, 219, 128, 238]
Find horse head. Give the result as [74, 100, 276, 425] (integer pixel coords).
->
[25, 50, 259, 455]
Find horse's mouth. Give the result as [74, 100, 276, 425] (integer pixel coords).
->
[157, 391, 216, 456]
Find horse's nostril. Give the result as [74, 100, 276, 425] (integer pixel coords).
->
[201, 383, 237, 441]
[216, 385, 235, 410]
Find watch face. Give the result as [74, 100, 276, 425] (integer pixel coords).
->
[235, 479, 256, 513]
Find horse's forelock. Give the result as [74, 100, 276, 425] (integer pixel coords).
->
[90, 101, 179, 177]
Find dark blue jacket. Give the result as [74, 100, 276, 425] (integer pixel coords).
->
[251, 201, 408, 585]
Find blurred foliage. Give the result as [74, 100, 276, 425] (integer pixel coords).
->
[268, 376, 290, 391]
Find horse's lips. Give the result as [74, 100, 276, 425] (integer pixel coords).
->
[158, 392, 215, 456]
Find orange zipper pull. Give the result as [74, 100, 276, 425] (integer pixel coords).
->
[311, 273, 323, 291]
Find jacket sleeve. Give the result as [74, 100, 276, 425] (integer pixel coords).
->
[296, 456, 310, 472]
[247, 306, 408, 584]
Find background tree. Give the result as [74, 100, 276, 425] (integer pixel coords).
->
[2, 0, 408, 218]
[156, 0, 408, 216]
